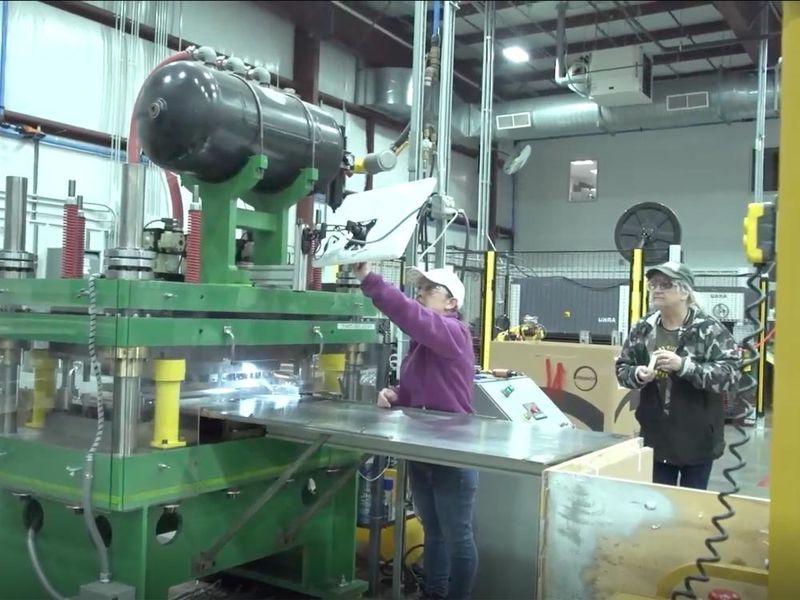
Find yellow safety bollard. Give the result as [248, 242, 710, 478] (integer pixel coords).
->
[27, 350, 56, 429]
[150, 359, 187, 449]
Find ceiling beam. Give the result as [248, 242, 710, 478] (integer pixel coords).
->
[457, 19, 731, 70]
[263, 1, 485, 102]
[457, 0, 713, 45]
[458, 1, 524, 18]
[495, 41, 746, 85]
[712, 1, 763, 62]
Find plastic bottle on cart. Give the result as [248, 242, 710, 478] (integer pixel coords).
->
[357, 474, 371, 526]
[383, 477, 395, 523]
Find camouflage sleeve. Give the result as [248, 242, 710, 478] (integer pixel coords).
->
[616, 323, 647, 389]
[679, 320, 742, 393]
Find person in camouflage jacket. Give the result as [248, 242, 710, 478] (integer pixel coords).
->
[616, 262, 741, 489]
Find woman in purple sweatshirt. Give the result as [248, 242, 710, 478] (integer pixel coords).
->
[355, 262, 478, 600]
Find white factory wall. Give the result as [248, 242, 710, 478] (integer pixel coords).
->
[2, 1, 507, 272]
[513, 120, 780, 271]
[83, 0, 294, 78]
[319, 41, 358, 103]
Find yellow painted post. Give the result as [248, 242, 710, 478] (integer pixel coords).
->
[27, 350, 55, 429]
[769, 4, 800, 594]
[480, 251, 497, 371]
[150, 359, 187, 449]
[628, 248, 644, 330]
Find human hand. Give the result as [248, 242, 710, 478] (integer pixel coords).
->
[377, 387, 398, 409]
[353, 262, 371, 282]
[635, 366, 656, 384]
[653, 349, 683, 373]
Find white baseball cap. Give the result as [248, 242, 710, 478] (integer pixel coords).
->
[407, 266, 466, 309]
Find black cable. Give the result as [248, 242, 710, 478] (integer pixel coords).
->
[315, 203, 429, 259]
[671, 263, 768, 599]
[560, 276, 623, 291]
[461, 216, 470, 277]
[390, 122, 411, 153]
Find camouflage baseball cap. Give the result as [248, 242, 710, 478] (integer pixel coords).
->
[646, 261, 695, 287]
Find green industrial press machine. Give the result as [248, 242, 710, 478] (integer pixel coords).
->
[0, 49, 390, 599]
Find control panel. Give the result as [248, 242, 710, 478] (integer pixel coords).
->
[472, 375, 574, 431]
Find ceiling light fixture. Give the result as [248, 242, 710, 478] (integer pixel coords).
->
[502, 46, 530, 64]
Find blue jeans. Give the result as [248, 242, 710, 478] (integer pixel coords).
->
[653, 461, 714, 489]
[408, 462, 479, 600]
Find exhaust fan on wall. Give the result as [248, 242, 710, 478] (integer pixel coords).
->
[503, 145, 531, 175]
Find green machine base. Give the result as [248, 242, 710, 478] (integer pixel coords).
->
[0, 437, 367, 599]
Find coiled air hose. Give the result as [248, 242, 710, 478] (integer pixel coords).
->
[84, 273, 111, 582]
[671, 264, 770, 599]
[25, 274, 110, 598]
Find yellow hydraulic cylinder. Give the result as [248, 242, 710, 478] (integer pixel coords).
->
[27, 350, 56, 429]
[318, 353, 346, 394]
[150, 359, 186, 449]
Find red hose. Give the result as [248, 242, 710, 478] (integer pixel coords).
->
[61, 204, 80, 278]
[128, 50, 193, 226]
[76, 213, 86, 278]
[186, 208, 202, 283]
[308, 236, 322, 290]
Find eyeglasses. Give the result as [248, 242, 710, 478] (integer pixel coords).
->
[419, 283, 452, 297]
[647, 280, 675, 291]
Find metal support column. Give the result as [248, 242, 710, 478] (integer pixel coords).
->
[392, 458, 408, 600]
[367, 455, 387, 596]
[433, 1, 456, 269]
[0, 341, 20, 434]
[769, 3, 800, 595]
[754, 9, 769, 204]
[400, 0, 429, 371]
[111, 348, 147, 456]
[476, 3, 495, 252]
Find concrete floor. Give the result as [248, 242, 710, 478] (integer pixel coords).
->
[708, 417, 771, 499]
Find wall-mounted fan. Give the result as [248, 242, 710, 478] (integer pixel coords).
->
[503, 144, 531, 175]
[614, 202, 681, 265]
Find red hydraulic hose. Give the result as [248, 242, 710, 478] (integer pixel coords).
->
[127, 50, 193, 226]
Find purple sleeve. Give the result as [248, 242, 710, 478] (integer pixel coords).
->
[361, 272, 469, 358]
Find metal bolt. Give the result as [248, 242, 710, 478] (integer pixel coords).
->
[157, 463, 170, 471]
[66, 466, 82, 477]
[650, 524, 661, 530]
[162, 503, 180, 513]
[65, 504, 84, 514]
[226, 488, 241, 499]
[163, 293, 176, 300]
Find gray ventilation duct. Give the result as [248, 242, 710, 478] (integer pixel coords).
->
[358, 67, 777, 141]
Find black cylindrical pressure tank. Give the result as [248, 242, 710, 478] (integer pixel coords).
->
[134, 60, 344, 193]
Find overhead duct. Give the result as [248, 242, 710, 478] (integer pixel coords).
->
[359, 67, 778, 142]
[358, 66, 470, 126]
[457, 70, 779, 141]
